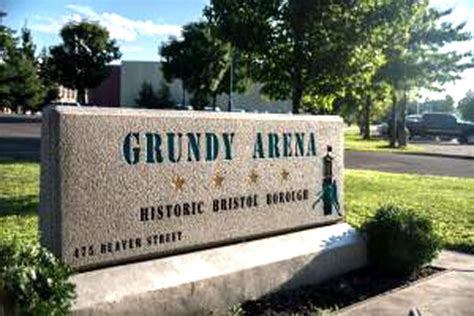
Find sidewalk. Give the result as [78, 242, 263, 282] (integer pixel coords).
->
[338, 251, 474, 316]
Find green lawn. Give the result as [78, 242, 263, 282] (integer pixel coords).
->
[1, 162, 473, 253]
[345, 170, 474, 253]
[345, 126, 424, 153]
[0, 162, 39, 244]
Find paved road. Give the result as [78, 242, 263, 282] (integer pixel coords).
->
[0, 115, 41, 161]
[345, 151, 474, 178]
[1, 114, 473, 178]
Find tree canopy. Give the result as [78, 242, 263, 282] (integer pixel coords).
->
[160, 21, 248, 110]
[135, 81, 160, 108]
[205, 0, 384, 113]
[50, 21, 121, 104]
[135, 81, 174, 109]
[203, 0, 473, 148]
[0, 26, 45, 112]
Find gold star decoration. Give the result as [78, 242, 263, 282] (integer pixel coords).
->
[212, 174, 225, 188]
[249, 170, 259, 184]
[172, 175, 185, 191]
[280, 168, 290, 181]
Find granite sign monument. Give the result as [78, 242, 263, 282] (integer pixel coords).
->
[40, 107, 343, 270]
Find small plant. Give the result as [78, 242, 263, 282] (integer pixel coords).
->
[0, 240, 75, 315]
[227, 304, 245, 316]
[360, 205, 442, 276]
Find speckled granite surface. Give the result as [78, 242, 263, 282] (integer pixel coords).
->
[40, 106, 344, 270]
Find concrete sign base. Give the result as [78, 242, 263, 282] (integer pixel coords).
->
[71, 223, 366, 315]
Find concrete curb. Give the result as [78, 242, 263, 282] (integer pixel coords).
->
[345, 149, 474, 161]
[397, 151, 474, 161]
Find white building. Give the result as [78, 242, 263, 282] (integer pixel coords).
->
[109, 61, 292, 113]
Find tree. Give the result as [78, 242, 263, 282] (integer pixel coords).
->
[8, 54, 44, 112]
[160, 38, 190, 106]
[156, 82, 174, 108]
[160, 21, 239, 110]
[135, 81, 174, 109]
[38, 48, 59, 106]
[50, 21, 121, 104]
[135, 81, 160, 108]
[458, 90, 474, 122]
[20, 26, 35, 61]
[213, 51, 251, 110]
[0, 24, 18, 109]
[0, 26, 44, 112]
[376, 2, 472, 147]
[205, 0, 380, 113]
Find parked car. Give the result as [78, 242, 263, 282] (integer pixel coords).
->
[375, 122, 389, 137]
[413, 113, 474, 144]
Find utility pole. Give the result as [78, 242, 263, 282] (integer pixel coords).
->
[227, 49, 233, 112]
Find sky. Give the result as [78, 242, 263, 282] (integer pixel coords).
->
[2, 0, 207, 61]
[2, 0, 474, 104]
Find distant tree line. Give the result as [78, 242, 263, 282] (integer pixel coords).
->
[406, 95, 455, 115]
[458, 90, 474, 122]
[404, 92, 474, 123]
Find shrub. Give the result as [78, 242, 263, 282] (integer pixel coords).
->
[360, 205, 442, 276]
[0, 240, 75, 315]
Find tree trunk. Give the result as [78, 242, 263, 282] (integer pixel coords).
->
[0, 288, 18, 316]
[357, 112, 364, 135]
[290, 12, 305, 115]
[77, 88, 86, 105]
[389, 92, 398, 148]
[362, 94, 372, 140]
[292, 83, 303, 114]
[359, 123, 364, 136]
[398, 87, 408, 147]
[291, 53, 304, 114]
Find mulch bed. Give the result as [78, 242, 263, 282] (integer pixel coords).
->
[239, 266, 444, 315]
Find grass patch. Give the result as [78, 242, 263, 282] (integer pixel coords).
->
[0, 163, 473, 254]
[345, 126, 424, 153]
[0, 161, 39, 244]
[345, 170, 474, 254]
